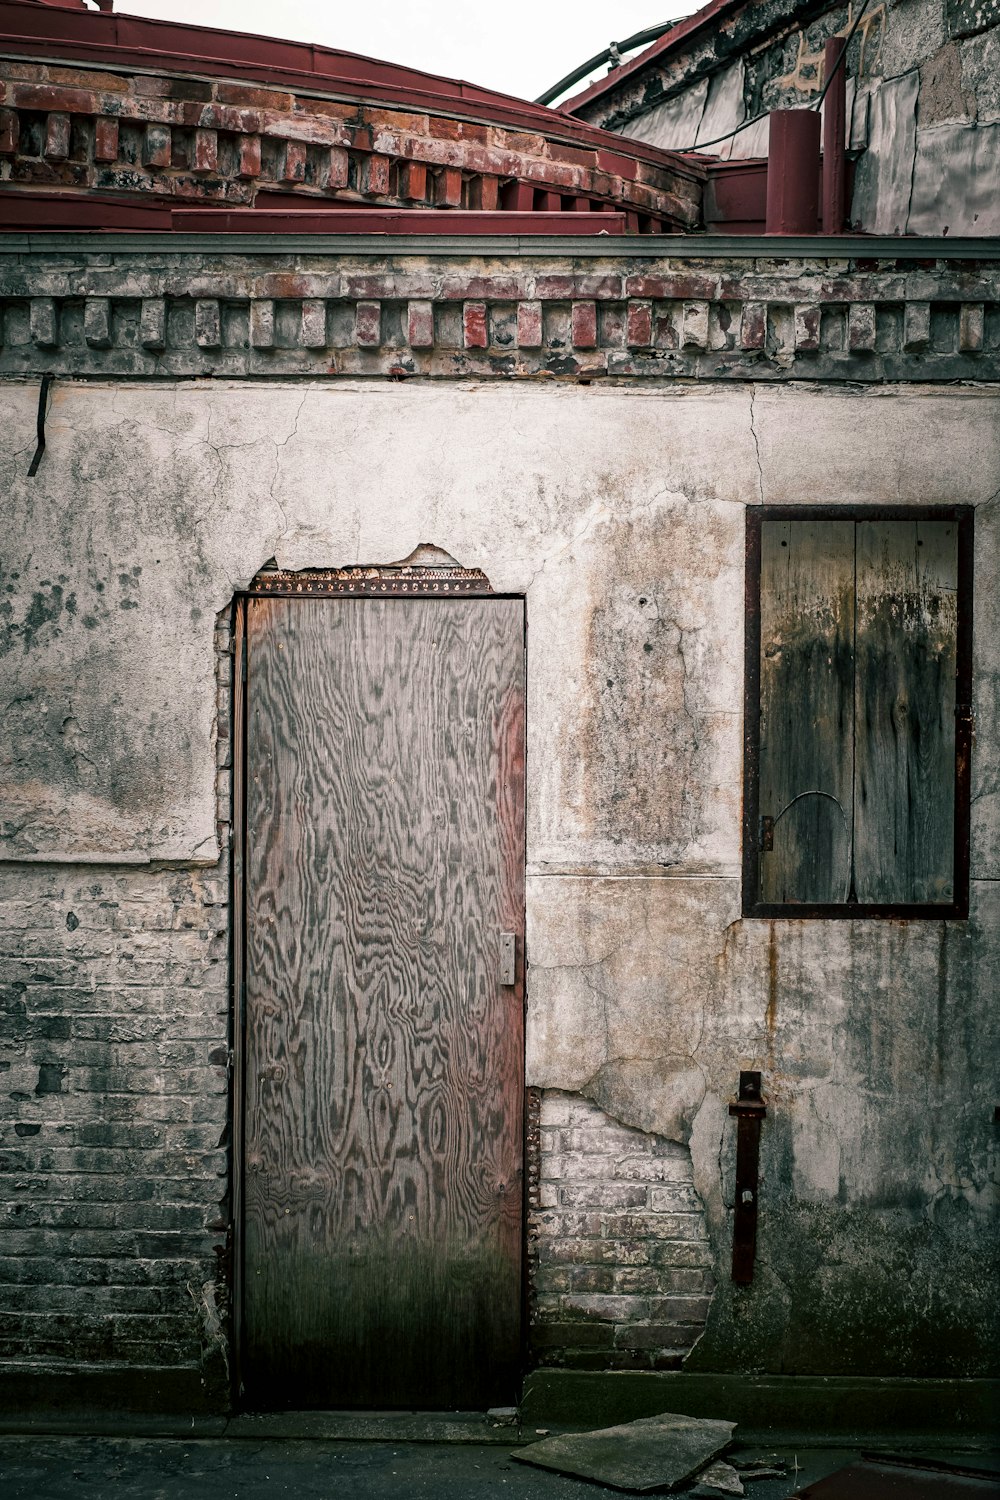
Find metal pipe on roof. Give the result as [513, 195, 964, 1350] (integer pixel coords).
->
[535, 23, 677, 107]
[821, 38, 848, 234]
[765, 110, 821, 234]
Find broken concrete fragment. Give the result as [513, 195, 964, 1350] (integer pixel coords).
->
[511, 1412, 735, 1493]
[691, 1459, 745, 1495]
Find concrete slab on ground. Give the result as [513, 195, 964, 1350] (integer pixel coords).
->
[512, 1413, 736, 1492]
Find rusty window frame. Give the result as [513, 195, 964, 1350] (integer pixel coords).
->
[742, 505, 974, 920]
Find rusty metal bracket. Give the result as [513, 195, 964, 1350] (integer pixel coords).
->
[729, 1070, 766, 1285]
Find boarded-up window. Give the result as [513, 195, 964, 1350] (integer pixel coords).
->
[743, 509, 972, 917]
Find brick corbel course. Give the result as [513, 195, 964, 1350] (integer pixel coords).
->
[0, 59, 703, 227]
[2, 260, 998, 380]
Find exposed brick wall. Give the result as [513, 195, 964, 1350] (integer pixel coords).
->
[0, 59, 701, 228]
[1, 248, 997, 382]
[528, 1092, 715, 1371]
[0, 612, 233, 1406]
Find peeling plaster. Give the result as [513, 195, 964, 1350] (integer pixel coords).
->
[2, 375, 999, 1373]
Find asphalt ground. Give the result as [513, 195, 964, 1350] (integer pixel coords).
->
[1, 1437, 998, 1500]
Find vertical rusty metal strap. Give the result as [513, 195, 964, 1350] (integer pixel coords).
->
[230, 597, 247, 1403]
[523, 1085, 542, 1366]
[729, 1071, 766, 1285]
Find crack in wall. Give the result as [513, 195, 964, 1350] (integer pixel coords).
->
[749, 384, 765, 504]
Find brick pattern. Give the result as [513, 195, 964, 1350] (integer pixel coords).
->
[1, 251, 997, 381]
[528, 1093, 715, 1371]
[0, 61, 701, 229]
[0, 614, 233, 1397]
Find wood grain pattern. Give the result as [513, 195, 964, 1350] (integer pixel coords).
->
[759, 520, 855, 904]
[242, 596, 525, 1410]
[854, 520, 958, 903]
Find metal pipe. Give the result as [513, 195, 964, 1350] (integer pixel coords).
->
[822, 38, 848, 234]
[535, 22, 678, 106]
[765, 109, 821, 235]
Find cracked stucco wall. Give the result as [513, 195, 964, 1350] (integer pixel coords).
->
[1, 378, 999, 1381]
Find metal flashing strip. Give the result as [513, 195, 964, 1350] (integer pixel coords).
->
[3, 233, 999, 259]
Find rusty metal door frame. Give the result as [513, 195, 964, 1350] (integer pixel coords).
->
[229, 569, 528, 1410]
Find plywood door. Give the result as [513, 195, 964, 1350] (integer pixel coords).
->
[241, 596, 525, 1410]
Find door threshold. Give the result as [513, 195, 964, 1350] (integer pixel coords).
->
[226, 1410, 524, 1444]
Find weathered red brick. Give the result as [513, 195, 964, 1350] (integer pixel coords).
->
[300, 300, 327, 348]
[44, 113, 71, 162]
[299, 97, 355, 122]
[141, 123, 171, 169]
[45, 63, 129, 94]
[192, 128, 217, 174]
[354, 300, 382, 346]
[217, 82, 293, 111]
[463, 302, 488, 348]
[516, 301, 543, 348]
[546, 141, 598, 169]
[11, 84, 94, 113]
[326, 145, 349, 190]
[467, 174, 498, 211]
[282, 139, 307, 182]
[361, 105, 430, 135]
[237, 134, 262, 178]
[93, 116, 119, 163]
[501, 180, 534, 212]
[534, 273, 573, 299]
[626, 300, 653, 348]
[794, 303, 821, 351]
[398, 160, 427, 201]
[134, 74, 213, 103]
[429, 116, 488, 144]
[0, 108, 17, 157]
[740, 302, 767, 350]
[434, 166, 463, 207]
[571, 301, 598, 349]
[407, 300, 435, 348]
[362, 153, 391, 195]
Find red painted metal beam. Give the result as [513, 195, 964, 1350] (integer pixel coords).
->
[0, 192, 631, 235]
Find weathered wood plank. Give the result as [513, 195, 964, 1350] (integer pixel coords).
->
[758, 520, 855, 904]
[243, 596, 525, 1409]
[854, 520, 958, 903]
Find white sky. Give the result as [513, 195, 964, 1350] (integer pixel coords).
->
[105, 2, 694, 105]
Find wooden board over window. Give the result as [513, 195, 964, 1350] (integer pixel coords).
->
[744, 507, 973, 918]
